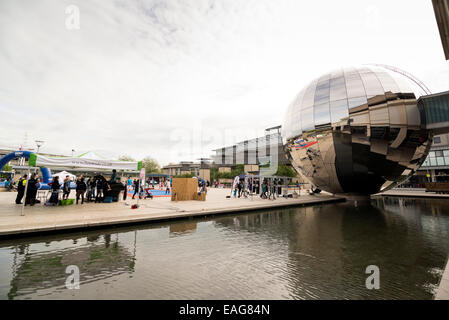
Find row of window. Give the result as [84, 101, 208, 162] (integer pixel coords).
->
[283, 66, 423, 140]
[422, 95, 449, 124]
[422, 149, 449, 167]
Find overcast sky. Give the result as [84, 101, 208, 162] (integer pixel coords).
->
[1, 0, 448, 165]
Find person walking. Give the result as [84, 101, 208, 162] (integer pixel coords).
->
[75, 175, 87, 204]
[15, 174, 27, 204]
[261, 181, 267, 199]
[237, 180, 243, 198]
[132, 179, 140, 199]
[62, 175, 71, 200]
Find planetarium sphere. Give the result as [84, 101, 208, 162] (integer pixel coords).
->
[282, 65, 432, 195]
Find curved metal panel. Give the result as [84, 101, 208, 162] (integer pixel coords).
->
[283, 65, 432, 195]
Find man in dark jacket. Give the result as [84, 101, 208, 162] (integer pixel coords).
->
[15, 174, 27, 204]
[132, 179, 140, 199]
[238, 181, 243, 198]
[25, 173, 38, 206]
[76, 175, 87, 204]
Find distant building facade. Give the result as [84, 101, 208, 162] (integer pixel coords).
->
[211, 126, 289, 174]
[413, 91, 449, 184]
[162, 159, 211, 181]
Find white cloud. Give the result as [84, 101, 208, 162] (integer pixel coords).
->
[0, 0, 448, 165]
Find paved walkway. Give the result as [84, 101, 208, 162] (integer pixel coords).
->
[0, 188, 344, 237]
[436, 258, 449, 300]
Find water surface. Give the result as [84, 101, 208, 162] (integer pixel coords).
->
[0, 197, 448, 299]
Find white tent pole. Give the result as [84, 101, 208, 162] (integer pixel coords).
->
[21, 167, 30, 216]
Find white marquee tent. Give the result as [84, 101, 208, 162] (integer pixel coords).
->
[52, 170, 76, 182]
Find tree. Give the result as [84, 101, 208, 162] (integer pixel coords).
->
[141, 156, 161, 173]
[275, 164, 298, 178]
[0, 164, 12, 179]
[174, 173, 195, 178]
[118, 155, 136, 162]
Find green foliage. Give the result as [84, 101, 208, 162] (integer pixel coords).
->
[210, 167, 219, 179]
[210, 165, 245, 180]
[118, 155, 136, 162]
[235, 164, 244, 174]
[174, 173, 195, 178]
[0, 164, 12, 179]
[141, 156, 161, 173]
[275, 164, 298, 178]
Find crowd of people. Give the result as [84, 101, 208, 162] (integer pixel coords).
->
[7, 169, 179, 206]
[14, 173, 40, 205]
[12, 169, 126, 206]
[125, 177, 172, 199]
[231, 178, 294, 200]
[6, 171, 296, 206]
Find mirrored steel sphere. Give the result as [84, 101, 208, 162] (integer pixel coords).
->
[282, 65, 432, 195]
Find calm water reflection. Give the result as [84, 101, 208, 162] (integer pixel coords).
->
[0, 197, 448, 300]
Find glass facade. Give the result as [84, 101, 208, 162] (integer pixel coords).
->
[420, 94, 449, 125]
[421, 149, 449, 168]
[282, 65, 432, 195]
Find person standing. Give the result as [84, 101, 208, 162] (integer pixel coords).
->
[76, 175, 87, 204]
[62, 175, 71, 200]
[15, 174, 27, 204]
[87, 177, 96, 202]
[96, 178, 104, 203]
[165, 180, 170, 195]
[122, 178, 127, 200]
[201, 181, 207, 195]
[110, 169, 117, 182]
[25, 173, 39, 206]
[4, 178, 11, 191]
[238, 180, 243, 198]
[48, 176, 60, 204]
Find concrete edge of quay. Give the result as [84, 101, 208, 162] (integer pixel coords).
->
[0, 196, 346, 239]
[435, 257, 449, 300]
[373, 191, 449, 199]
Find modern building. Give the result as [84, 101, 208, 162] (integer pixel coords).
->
[414, 90, 449, 183]
[162, 159, 211, 181]
[282, 65, 437, 196]
[211, 126, 289, 174]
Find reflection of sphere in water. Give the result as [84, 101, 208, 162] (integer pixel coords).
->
[282, 65, 432, 195]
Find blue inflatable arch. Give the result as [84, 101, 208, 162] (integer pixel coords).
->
[0, 151, 52, 184]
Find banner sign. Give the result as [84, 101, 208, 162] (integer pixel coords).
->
[140, 168, 146, 186]
[29, 153, 141, 171]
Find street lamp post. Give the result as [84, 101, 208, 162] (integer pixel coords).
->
[72, 149, 75, 157]
[35, 140, 44, 154]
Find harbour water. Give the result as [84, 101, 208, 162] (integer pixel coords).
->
[0, 197, 448, 300]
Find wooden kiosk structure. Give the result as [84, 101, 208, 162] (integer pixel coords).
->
[171, 177, 206, 201]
